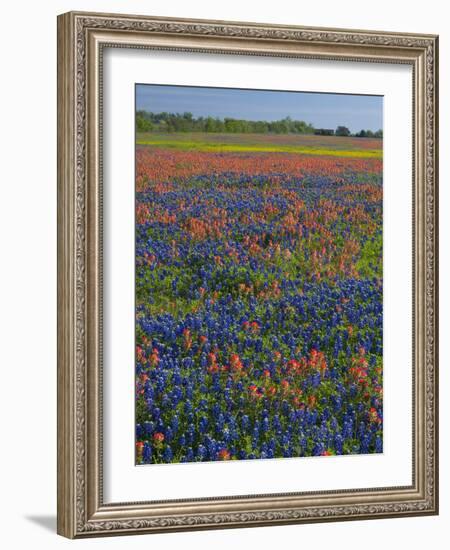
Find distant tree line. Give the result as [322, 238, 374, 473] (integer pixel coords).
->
[353, 128, 383, 138]
[136, 111, 315, 134]
[136, 111, 382, 138]
[317, 126, 383, 138]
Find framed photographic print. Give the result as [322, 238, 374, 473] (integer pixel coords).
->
[57, 11, 439, 538]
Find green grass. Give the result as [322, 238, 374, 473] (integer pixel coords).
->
[136, 132, 383, 158]
[356, 232, 383, 278]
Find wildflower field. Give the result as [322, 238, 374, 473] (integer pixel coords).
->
[135, 132, 383, 464]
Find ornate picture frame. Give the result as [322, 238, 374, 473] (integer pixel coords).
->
[57, 11, 438, 538]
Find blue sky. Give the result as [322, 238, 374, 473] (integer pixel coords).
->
[136, 84, 383, 133]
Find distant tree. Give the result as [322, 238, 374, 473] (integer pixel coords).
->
[205, 116, 217, 132]
[224, 118, 239, 133]
[315, 128, 334, 136]
[335, 125, 351, 137]
[136, 113, 153, 132]
[355, 128, 382, 138]
[254, 121, 269, 133]
[215, 118, 225, 132]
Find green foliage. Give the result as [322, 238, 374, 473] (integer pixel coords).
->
[335, 125, 351, 137]
[136, 110, 315, 134]
[136, 112, 153, 132]
[355, 128, 383, 138]
[356, 232, 383, 278]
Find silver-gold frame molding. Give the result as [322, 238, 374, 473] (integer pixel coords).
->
[57, 11, 439, 539]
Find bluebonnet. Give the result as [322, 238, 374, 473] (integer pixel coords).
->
[135, 156, 383, 464]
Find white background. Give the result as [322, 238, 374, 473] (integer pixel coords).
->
[104, 49, 412, 502]
[0, 0, 447, 548]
